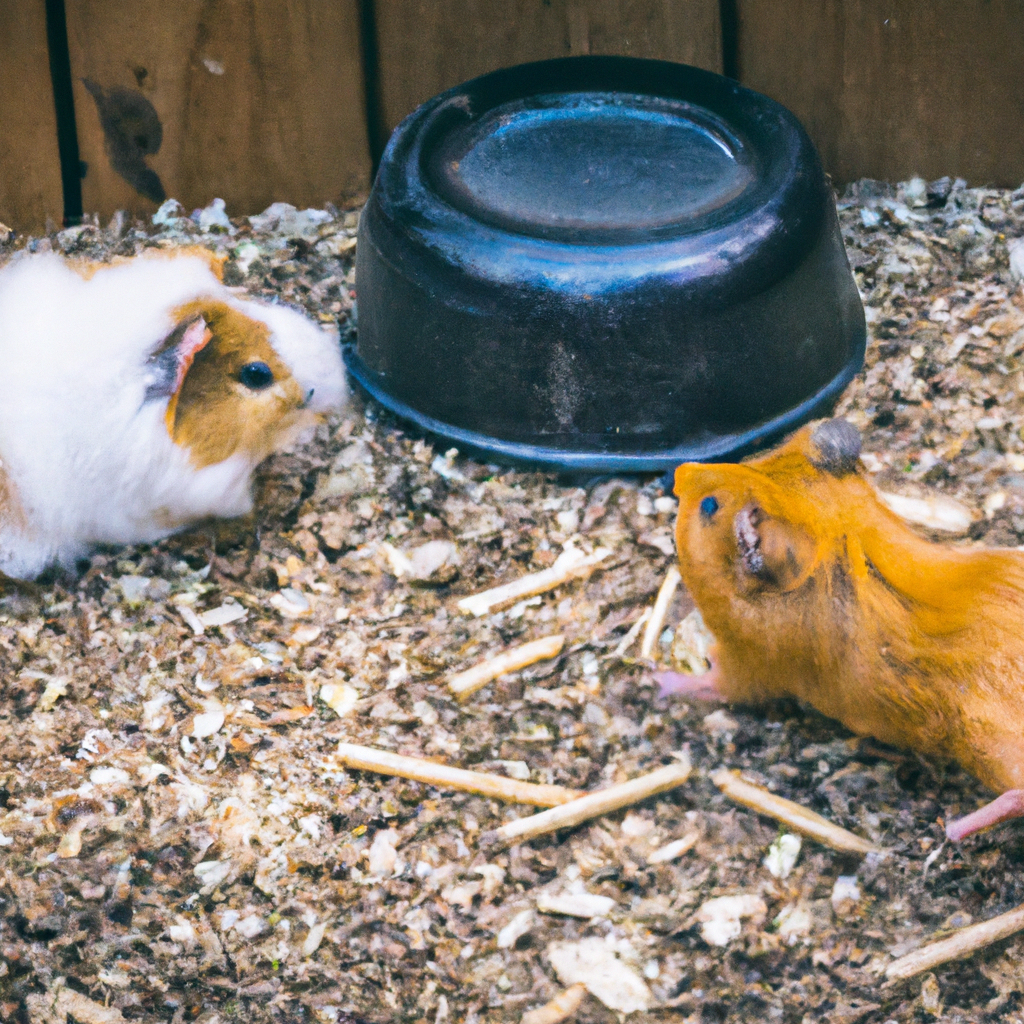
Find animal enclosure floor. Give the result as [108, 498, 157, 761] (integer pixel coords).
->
[2, 180, 1024, 1024]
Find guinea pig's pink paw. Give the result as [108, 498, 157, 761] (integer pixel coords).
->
[652, 666, 725, 702]
[945, 789, 1024, 842]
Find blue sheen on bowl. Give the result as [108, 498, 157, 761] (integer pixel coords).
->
[349, 56, 866, 472]
[428, 93, 755, 238]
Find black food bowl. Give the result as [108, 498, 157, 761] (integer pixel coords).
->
[349, 56, 865, 472]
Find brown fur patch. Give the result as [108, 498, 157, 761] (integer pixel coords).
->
[0, 457, 25, 532]
[167, 300, 306, 468]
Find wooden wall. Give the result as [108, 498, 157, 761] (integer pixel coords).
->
[64, 0, 372, 223]
[736, 0, 1024, 187]
[1, 0, 1023, 233]
[371, 0, 722, 140]
[0, 0, 64, 231]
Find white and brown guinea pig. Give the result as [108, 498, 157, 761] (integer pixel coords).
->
[0, 248, 346, 578]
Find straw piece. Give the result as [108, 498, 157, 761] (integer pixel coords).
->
[175, 602, 205, 635]
[457, 546, 612, 617]
[647, 830, 700, 864]
[610, 608, 651, 658]
[449, 634, 565, 700]
[884, 902, 1024, 983]
[335, 743, 580, 807]
[265, 705, 314, 725]
[522, 983, 588, 1024]
[488, 756, 692, 847]
[712, 769, 880, 855]
[640, 566, 681, 659]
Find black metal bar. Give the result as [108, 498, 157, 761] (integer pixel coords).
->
[44, 0, 83, 225]
[719, 0, 739, 81]
[358, 0, 387, 177]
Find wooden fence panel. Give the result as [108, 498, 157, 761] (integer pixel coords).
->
[737, 0, 1024, 187]
[64, 0, 372, 221]
[373, 0, 722, 138]
[0, 0, 64, 233]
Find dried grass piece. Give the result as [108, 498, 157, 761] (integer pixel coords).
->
[640, 566, 681, 659]
[175, 602, 205, 635]
[449, 634, 565, 700]
[265, 705, 314, 725]
[647, 830, 700, 864]
[457, 546, 612, 617]
[488, 756, 691, 847]
[712, 769, 880, 854]
[884, 902, 1024, 983]
[522, 983, 588, 1024]
[610, 608, 651, 658]
[335, 743, 580, 806]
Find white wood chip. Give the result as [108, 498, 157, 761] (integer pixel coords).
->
[536, 892, 616, 918]
[303, 921, 327, 957]
[175, 603, 205, 634]
[764, 833, 802, 879]
[320, 681, 359, 717]
[497, 908, 536, 949]
[193, 859, 233, 887]
[696, 894, 768, 946]
[197, 603, 248, 628]
[547, 937, 652, 1013]
[191, 708, 226, 738]
[269, 587, 312, 618]
[877, 490, 975, 533]
[367, 828, 399, 877]
[36, 676, 69, 712]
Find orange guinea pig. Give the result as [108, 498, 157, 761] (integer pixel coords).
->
[664, 418, 1024, 842]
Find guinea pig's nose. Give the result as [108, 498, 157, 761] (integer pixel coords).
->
[301, 387, 315, 408]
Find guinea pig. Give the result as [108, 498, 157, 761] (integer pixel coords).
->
[0, 248, 346, 579]
[665, 418, 1024, 842]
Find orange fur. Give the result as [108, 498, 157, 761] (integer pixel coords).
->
[66, 246, 227, 281]
[673, 421, 1024, 794]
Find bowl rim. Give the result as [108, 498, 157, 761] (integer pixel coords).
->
[343, 338, 865, 473]
[369, 55, 829, 301]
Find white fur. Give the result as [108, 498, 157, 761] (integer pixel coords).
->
[0, 253, 346, 577]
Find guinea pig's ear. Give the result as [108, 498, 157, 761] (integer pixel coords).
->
[734, 504, 816, 591]
[808, 418, 861, 476]
[144, 314, 214, 426]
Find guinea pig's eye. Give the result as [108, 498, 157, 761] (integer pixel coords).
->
[699, 495, 719, 520]
[238, 361, 274, 390]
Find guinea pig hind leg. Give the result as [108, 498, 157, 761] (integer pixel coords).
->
[945, 789, 1024, 842]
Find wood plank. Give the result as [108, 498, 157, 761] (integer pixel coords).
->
[64, 0, 372, 221]
[0, 0, 64, 233]
[374, 0, 722, 136]
[737, 0, 1024, 186]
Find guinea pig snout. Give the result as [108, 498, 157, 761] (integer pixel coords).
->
[734, 505, 765, 576]
[300, 387, 315, 408]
